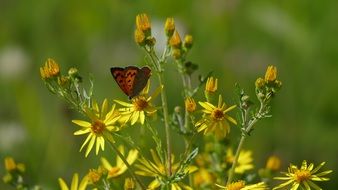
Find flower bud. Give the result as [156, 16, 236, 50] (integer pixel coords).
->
[145, 36, 156, 47]
[183, 35, 193, 49]
[68, 67, 82, 82]
[134, 29, 145, 46]
[164, 17, 175, 37]
[57, 76, 70, 87]
[174, 106, 181, 113]
[136, 13, 151, 35]
[265, 65, 277, 82]
[172, 48, 182, 59]
[185, 97, 196, 113]
[124, 178, 135, 190]
[255, 77, 265, 89]
[169, 30, 182, 49]
[205, 77, 218, 93]
[4, 157, 16, 171]
[2, 173, 13, 184]
[266, 155, 281, 171]
[40, 58, 60, 79]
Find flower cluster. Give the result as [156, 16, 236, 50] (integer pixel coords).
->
[2, 13, 332, 190]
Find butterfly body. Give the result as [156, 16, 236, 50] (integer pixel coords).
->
[110, 66, 151, 99]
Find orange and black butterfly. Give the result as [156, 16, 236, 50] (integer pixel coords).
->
[110, 66, 151, 99]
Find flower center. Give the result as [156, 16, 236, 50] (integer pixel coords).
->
[91, 120, 106, 134]
[88, 168, 102, 183]
[294, 169, 311, 182]
[226, 181, 245, 190]
[133, 97, 148, 111]
[212, 108, 224, 120]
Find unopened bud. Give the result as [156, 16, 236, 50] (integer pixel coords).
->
[134, 29, 145, 46]
[169, 30, 182, 49]
[266, 155, 281, 171]
[164, 17, 175, 37]
[185, 97, 196, 113]
[124, 178, 135, 190]
[183, 35, 193, 49]
[172, 48, 182, 59]
[265, 65, 277, 82]
[255, 77, 265, 89]
[174, 106, 181, 113]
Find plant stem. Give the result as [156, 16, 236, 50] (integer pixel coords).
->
[106, 138, 147, 190]
[227, 101, 265, 185]
[226, 133, 246, 185]
[157, 72, 173, 177]
[146, 47, 173, 178]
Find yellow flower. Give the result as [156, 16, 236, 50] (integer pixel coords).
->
[264, 65, 277, 82]
[124, 178, 135, 190]
[72, 99, 120, 157]
[135, 149, 197, 190]
[169, 30, 182, 49]
[226, 148, 254, 174]
[40, 58, 60, 79]
[58, 173, 88, 190]
[195, 95, 237, 138]
[185, 97, 196, 113]
[216, 181, 268, 190]
[101, 145, 138, 179]
[136, 13, 151, 33]
[4, 157, 25, 173]
[115, 82, 161, 125]
[266, 155, 281, 171]
[273, 160, 332, 190]
[164, 17, 175, 37]
[205, 77, 218, 93]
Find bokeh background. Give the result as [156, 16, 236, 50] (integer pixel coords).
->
[1, 0, 337, 189]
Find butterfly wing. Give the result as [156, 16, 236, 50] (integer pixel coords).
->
[111, 66, 151, 99]
[124, 66, 139, 98]
[130, 66, 151, 98]
[110, 67, 130, 96]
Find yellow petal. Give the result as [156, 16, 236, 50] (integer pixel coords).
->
[101, 99, 109, 119]
[74, 128, 91, 135]
[80, 133, 93, 152]
[198, 101, 215, 111]
[224, 105, 237, 113]
[140, 111, 145, 125]
[72, 120, 91, 128]
[85, 135, 96, 157]
[225, 115, 237, 125]
[130, 111, 139, 125]
[148, 179, 161, 189]
[150, 149, 162, 167]
[101, 157, 113, 170]
[58, 178, 69, 190]
[114, 100, 133, 107]
[70, 173, 79, 190]
[78, 176, 88, 190]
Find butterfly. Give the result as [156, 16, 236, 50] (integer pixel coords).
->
[110, 66, 151, 99]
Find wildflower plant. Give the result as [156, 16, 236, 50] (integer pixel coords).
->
[3, 13, 333, 190]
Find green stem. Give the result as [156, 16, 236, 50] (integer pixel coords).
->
[227, 101, 265, 185]
[157, 72, 173, 177]
[146, 47, 173, 178]
[106, 138, 147, 190]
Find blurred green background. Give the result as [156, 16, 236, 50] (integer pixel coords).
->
[1, 0, 337, 189]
